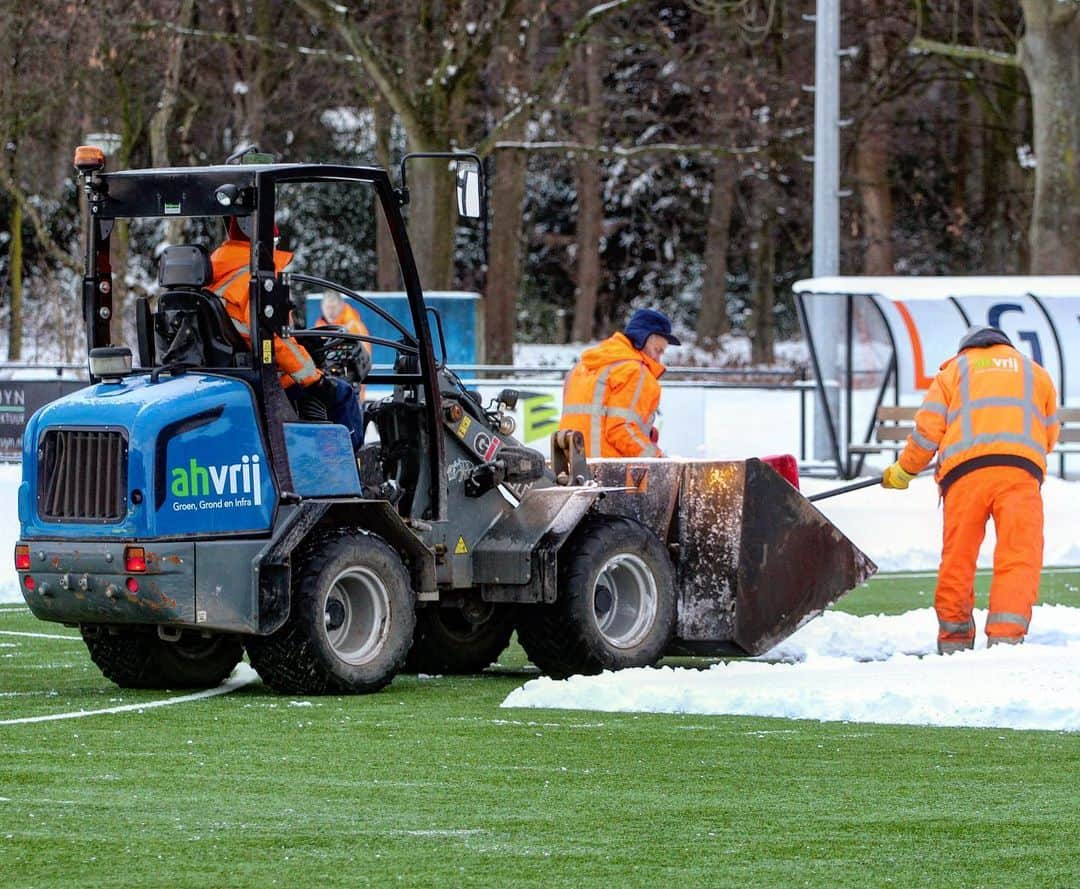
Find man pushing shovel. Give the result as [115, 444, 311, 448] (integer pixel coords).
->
[880, 326, 1060, 653]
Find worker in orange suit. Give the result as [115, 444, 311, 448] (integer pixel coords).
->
[209, 218, 365, 450]
[317, 291, 370, 341]
[209, 217, 321, 389]
[882, 326, 1060, 653]
[560, 308, 679, 458]
[316, 291, 372, 400]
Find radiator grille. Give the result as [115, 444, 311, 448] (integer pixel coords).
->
[38, 429, 128, 522]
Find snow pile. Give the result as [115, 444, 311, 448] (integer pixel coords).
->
[502, 606, 1080, 731]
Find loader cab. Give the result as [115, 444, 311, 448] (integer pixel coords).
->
[145, 244, 249, 368]
[75, 150, 478, 524]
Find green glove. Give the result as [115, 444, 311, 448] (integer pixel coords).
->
[881, 461, 915, 490]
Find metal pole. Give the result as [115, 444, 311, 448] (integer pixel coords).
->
[808, 0, 843, 466]
[813, 0, 840, 280]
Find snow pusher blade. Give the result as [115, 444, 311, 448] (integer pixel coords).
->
[590, 457, 876, 656]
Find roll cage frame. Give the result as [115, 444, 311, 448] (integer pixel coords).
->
[79, 163, 447, 520]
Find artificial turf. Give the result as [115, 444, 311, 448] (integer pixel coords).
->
[1, 571, 1077, 888]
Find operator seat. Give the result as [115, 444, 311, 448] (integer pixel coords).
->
[151, 244, 250, 368]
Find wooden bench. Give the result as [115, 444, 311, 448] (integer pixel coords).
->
[848, 405, 1080, 474]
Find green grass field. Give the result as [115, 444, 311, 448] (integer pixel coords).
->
[2, 571, 1078, 888]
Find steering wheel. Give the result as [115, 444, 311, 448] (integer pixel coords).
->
[316, 325, 372, 383]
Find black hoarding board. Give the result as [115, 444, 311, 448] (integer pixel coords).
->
[0, 380, 86, 460]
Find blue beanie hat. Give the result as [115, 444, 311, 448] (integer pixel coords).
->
[623, 308, 681, 350]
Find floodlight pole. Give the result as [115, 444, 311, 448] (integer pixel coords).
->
[809, 0, 844, 466]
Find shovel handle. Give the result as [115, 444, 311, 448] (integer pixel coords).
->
[807, 477, 883, 502]
[808, 469, 932, 502]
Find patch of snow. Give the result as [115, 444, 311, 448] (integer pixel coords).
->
[502, 606, 1080, 731]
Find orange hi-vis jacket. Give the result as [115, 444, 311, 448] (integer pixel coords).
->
[560, 332, 664, 458]
[316, 301, 371, 351]
[899, 342, 1060, 491]
[208, 239, 320, 389]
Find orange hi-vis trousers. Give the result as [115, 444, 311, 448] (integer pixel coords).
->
[935, 466, 1044, 653]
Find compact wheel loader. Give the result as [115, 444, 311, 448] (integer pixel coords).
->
[14, 146, 875, 694]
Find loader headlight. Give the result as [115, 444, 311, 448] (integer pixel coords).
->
[88, 346, 132, 382]
[215, 184, 240, 207]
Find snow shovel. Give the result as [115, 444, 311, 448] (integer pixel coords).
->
[808, 469, 932, 502]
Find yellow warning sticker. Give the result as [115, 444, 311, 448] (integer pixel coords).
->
[454, 536, 469, 555]
[262, 340, 273, 364]
[457, 415, 472, 438]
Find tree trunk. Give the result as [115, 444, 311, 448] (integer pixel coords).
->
[150, 0, 195, 246]
[570, 39, 604, 343]
[485, 138, 529, 365]
[7, 198, 22, 360]
[406, 143, 457, 291]
[149, 0, 194, 167]
[1019, 0, 1080, 273]
[697, 157, 736, 343]
[855, 2, 894, 275]
[749, 183, 776, 365]
[374, 98, 399, 291]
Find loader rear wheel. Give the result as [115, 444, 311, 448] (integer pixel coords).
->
[516, 515, 676, 679]
[405, 600, 514, 674]
[80, 626, 243, 689]
[245, 530, 415, 695]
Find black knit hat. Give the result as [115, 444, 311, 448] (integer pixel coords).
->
[958, 325, 1012, 351]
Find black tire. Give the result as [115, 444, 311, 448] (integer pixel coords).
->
[516, 515, 676, 679]
[405, 600, 514, 674]
[80, 626, 243, 690]
[245, 530, 415, 695]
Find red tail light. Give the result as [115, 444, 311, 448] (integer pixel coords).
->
[15, 545, 30, 571]
[124, 547, 147, 573]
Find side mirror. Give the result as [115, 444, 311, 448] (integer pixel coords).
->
[455, 160, 482, 219]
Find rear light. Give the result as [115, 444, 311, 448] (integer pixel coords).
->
[15, 545, 30, 570]
[24, 575, 35, 591]
[124, 547, 147, 573]
[126, 577, 140, 593]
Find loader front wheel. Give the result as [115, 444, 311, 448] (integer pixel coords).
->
[81, 626, 243, 689]
[245, 530, 415, 695]
[516, 515, 676, 679]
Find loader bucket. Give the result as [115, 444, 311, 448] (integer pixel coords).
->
[591, 458, 876, 656]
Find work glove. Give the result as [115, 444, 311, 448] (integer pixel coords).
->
[881, 461, 915, 490]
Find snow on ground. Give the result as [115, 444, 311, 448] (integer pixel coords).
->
[502, 606, 1080, 732]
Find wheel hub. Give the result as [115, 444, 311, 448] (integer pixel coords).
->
[324, 567, 392, 666]
[591, 554, 658, 649]
[325, 599, 346, 632]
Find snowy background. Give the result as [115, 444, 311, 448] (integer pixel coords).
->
[2, 400, 1077, 732]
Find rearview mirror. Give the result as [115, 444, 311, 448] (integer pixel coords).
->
[456, 161, 482, 219]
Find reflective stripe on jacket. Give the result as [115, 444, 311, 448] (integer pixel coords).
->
[899, 343, 1060, 483]
[208, 239, 320, 388]
[560, 332, 664, 458]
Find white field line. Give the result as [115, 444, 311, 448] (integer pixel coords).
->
[0, 668, 258, 725]
[0, 630, 82, 641]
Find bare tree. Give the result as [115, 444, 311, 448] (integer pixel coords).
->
[854, 0, 895, 275]
[1018, 0, 1080, 273]
[570, 35, 605, 343]
[912, 1, 1080, 272]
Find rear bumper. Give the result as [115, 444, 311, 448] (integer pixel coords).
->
[16, 537, 267, 633]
